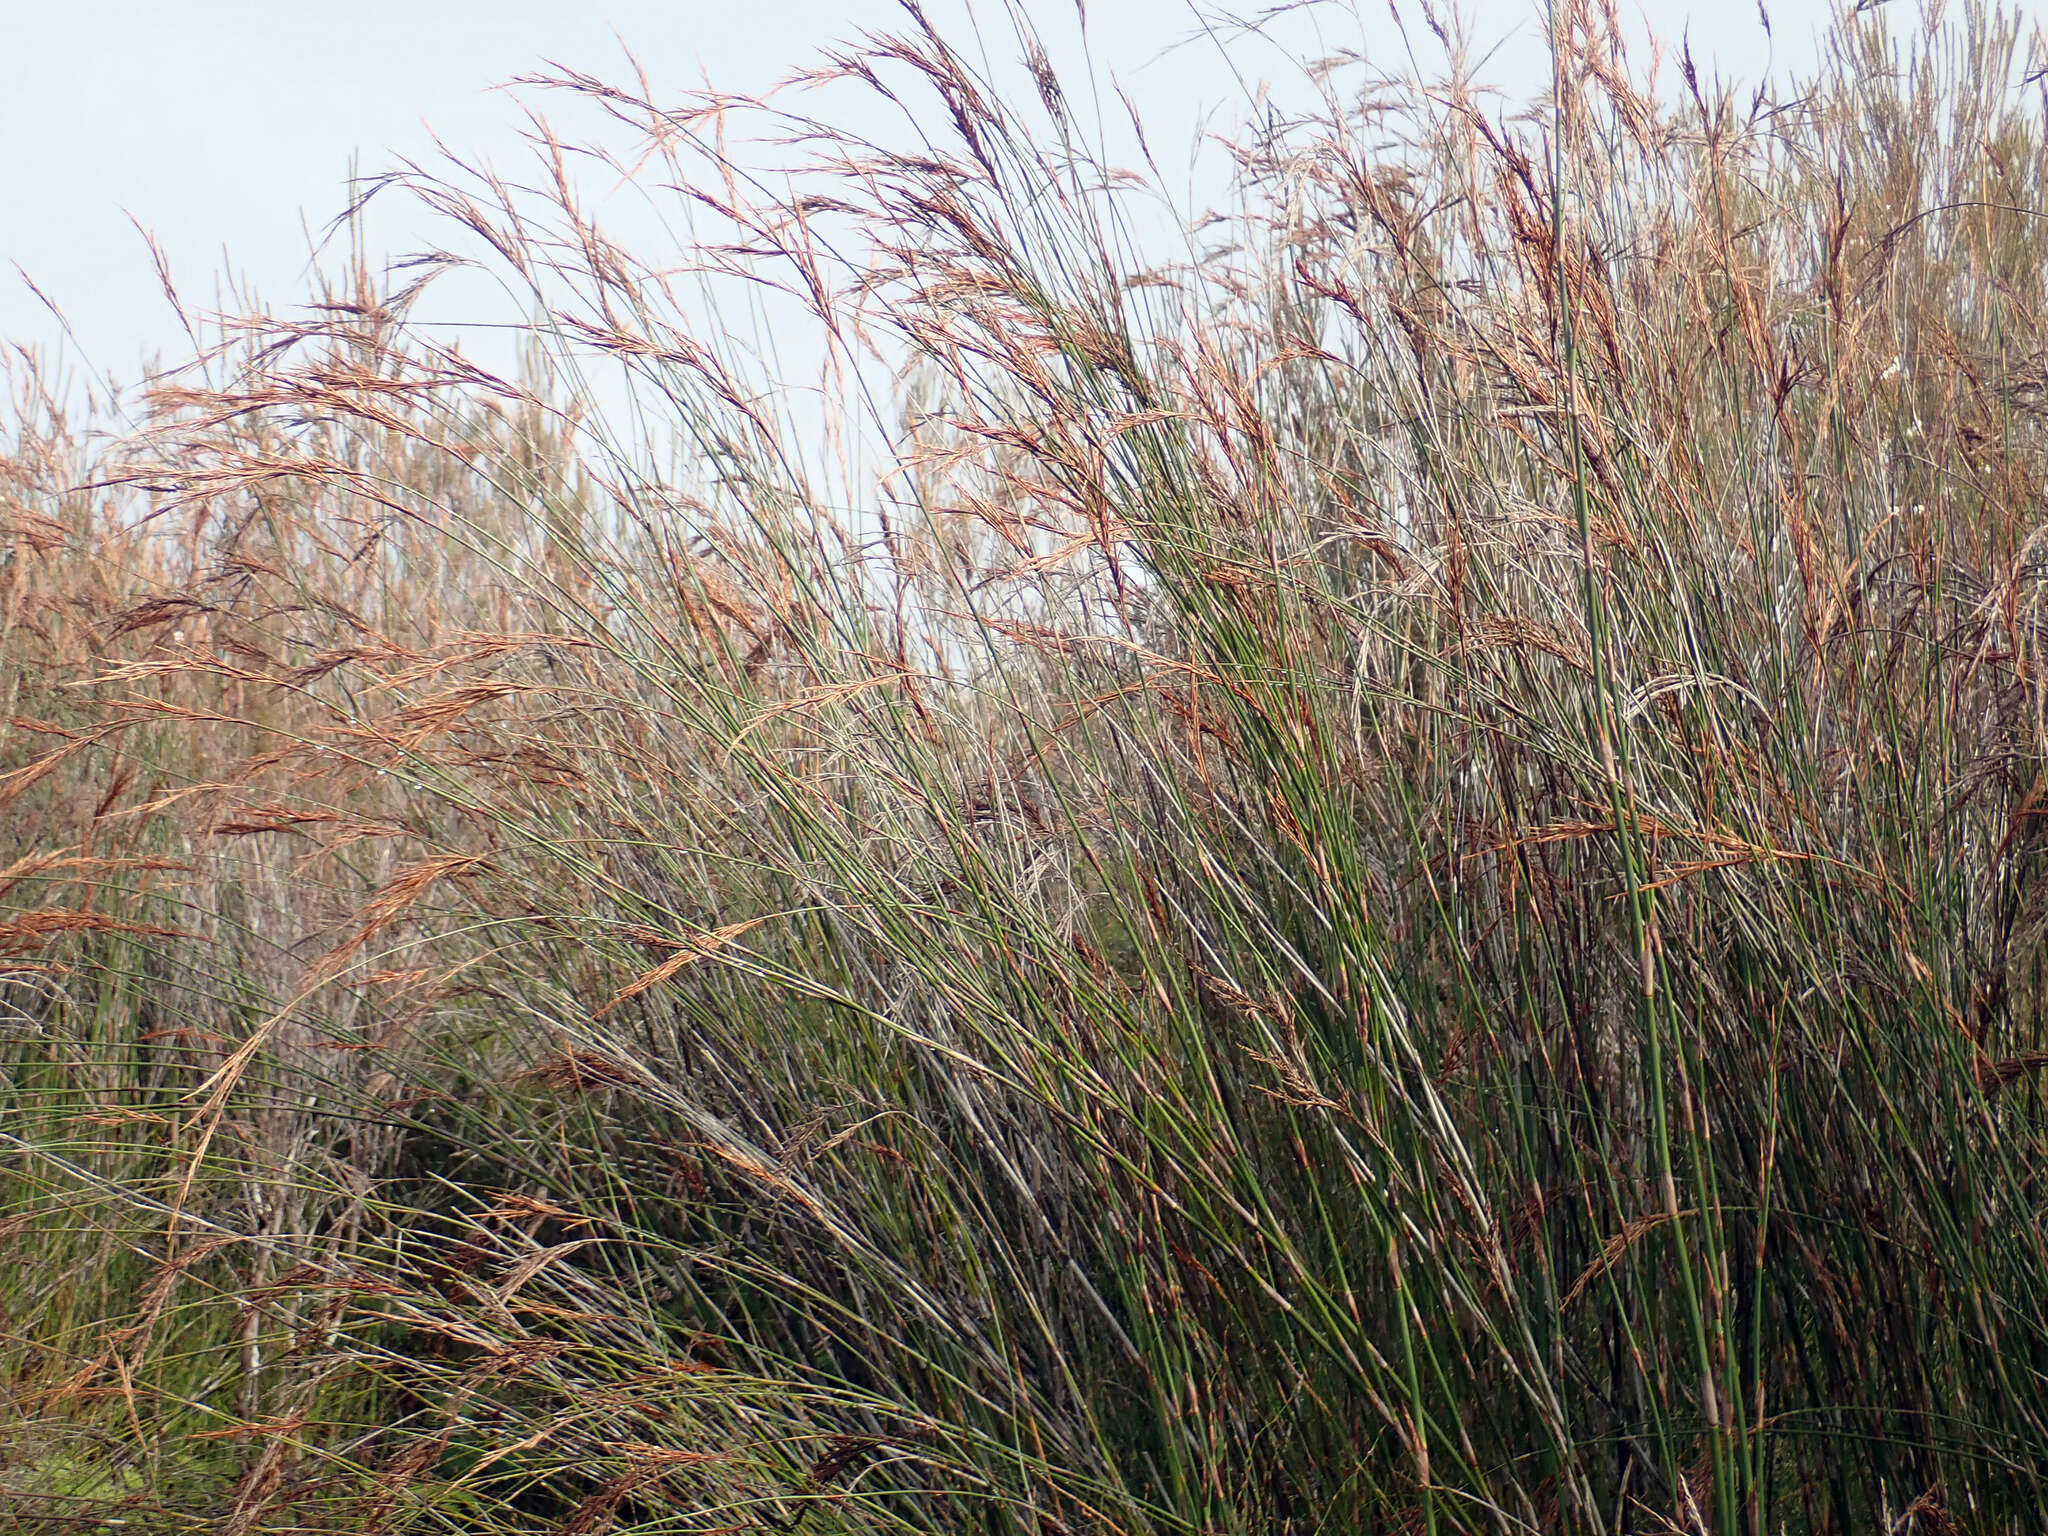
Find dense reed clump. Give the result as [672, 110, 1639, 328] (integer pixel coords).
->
[6, 1, 2048, 1530]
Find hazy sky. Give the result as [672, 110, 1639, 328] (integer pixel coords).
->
[3, 0, 1844, 388]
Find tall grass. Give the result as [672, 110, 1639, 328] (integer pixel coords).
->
[6, 2, 2048, 1530]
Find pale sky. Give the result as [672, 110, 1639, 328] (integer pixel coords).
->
[3, 0, 1842, 391]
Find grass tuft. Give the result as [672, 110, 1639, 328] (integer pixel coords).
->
[7, 3, 2048, 1531]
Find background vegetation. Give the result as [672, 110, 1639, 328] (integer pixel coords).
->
[5, 2, 2048, 1530]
